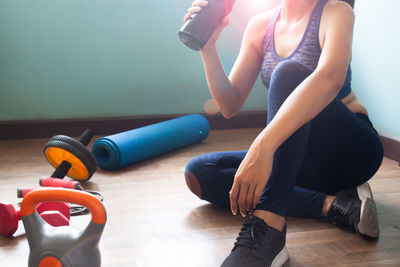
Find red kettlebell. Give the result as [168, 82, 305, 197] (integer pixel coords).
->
[0, 201, 70, 237]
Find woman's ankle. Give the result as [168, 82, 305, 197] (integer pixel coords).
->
[253, 210, 285, 232]
[322, 195, 336, 217]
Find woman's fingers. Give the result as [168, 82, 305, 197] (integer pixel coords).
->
[184, 1, 208, 22]
[184, 7, 201, 22]
[183, 14, 191, 23]
[252, 185, 264, 209]
[187, 6, 202, 14]
[229, 182, 240, 215]
[192, 0, 208, 7]
[237, 183, 249, 217]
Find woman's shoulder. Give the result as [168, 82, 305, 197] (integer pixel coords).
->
[243, 6, 280, 51]
[323, 0, 354, 20]
[319, 0, 355, 45]
[240, 6, 280, 54]
[246, 6, 279, 33]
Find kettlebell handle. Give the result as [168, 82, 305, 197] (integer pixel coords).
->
[21, 188, 106, 224]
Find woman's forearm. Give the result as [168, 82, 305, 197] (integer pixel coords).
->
[258, 71, 343, 154]
[200, 46, 240, 118]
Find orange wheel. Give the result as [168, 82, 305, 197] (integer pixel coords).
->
[44, 135, 97, 181]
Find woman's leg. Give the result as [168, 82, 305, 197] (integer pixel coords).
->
[185, 60, 383, 222]
[255, 60, 384, 220]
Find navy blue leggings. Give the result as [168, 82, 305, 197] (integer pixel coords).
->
[185, 60, 384, 218]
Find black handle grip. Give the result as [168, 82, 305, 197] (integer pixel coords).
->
[78, 129, 93, 147]
[51, 161, 72, 178]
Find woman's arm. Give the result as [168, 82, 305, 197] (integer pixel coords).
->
[199, 12, 271, 118]
[260, 1, 354, 153]
[230, 1, 355, 216]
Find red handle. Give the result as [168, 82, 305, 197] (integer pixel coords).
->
[40, 177, 83, 190]
[17, 188, 36, 198]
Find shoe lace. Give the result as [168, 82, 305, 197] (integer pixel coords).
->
[330, 204, 354, 230]
[233, 211, 268, 249]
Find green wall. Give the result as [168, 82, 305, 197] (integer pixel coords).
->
[352, 0, 400, 138]
[0, 0, 277, 121]
[1, 0, 398, 138]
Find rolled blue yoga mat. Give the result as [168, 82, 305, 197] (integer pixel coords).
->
[91, 114, 210, 170]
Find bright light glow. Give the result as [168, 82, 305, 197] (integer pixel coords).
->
[228, 0, 278, 32]
[249, 0, 268, 11]
[203, 98, 220, 115]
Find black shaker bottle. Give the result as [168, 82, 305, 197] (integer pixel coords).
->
[179, 0, 235, 51]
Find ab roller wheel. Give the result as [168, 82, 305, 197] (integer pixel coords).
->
[44, 129, 97, 181]
[21, 188, 106, 267]
[41, 129, 103, 216]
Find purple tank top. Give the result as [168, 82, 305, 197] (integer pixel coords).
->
[260, 0, 352, 98]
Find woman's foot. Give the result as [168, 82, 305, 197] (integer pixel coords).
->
[221, 212, 289, 267]
[327, 182, 380, 238]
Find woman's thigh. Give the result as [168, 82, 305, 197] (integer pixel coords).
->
[185, 98, 384, 204]
[295, 98, 384, 195]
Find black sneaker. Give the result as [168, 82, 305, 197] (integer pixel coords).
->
[328, 182, 379, 238]
[221, 213, 289, 267]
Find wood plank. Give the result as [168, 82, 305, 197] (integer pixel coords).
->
[0, 128, 399, 266]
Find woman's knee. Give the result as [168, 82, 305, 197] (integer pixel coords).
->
[184, 157, 204, 199]
[184, 169, 202, 198]
[184, 151, 244, 205]
[271, 60, 312, 79]
[267, 60, 314, 122]
[269, 60, 313, 98]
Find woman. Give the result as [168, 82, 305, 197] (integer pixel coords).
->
[183, 0, 383, 266]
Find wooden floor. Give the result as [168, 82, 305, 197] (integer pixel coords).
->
[0, 128, 399, 267]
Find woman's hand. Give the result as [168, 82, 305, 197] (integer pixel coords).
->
[229, 136, 275, 217]
[183, 0, 229, 51]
